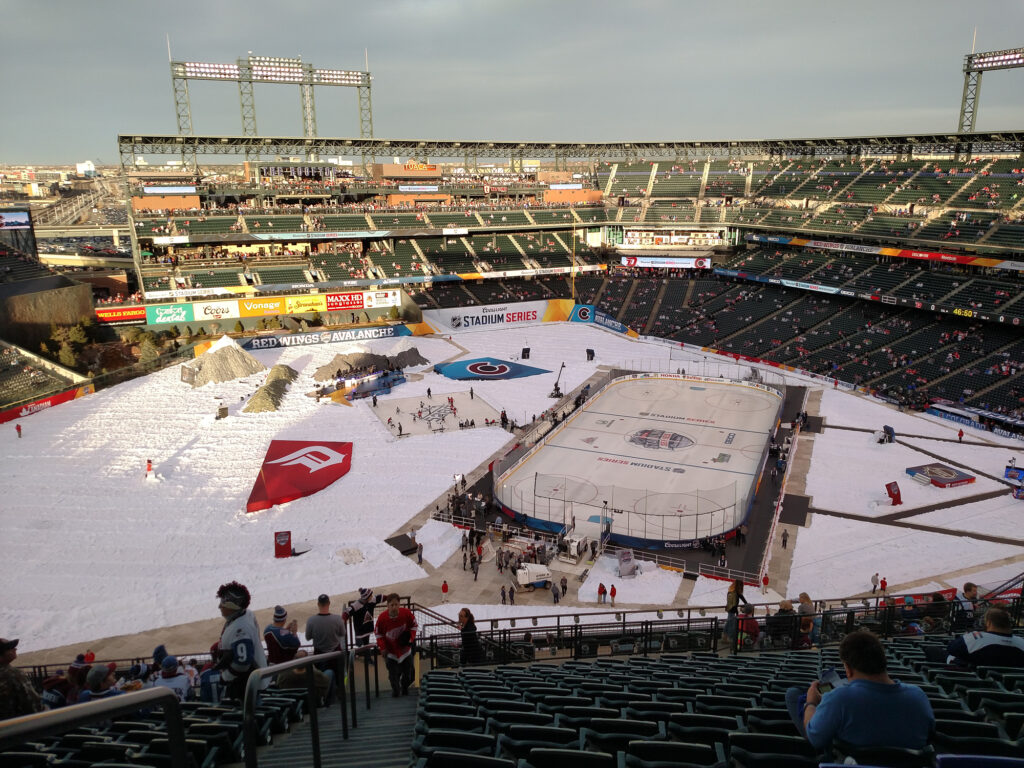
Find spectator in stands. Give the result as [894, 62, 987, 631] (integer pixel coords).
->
[458, 608, 482, 666]
[786, 630, 933, 752]
[0, 638, 42, 720]
[305, 594, 346, 659]
[938, 607, 1024, 668]
[263, 605, 301, 664]
[375, 593, 418, 697]
[275, 650, 334, 706]
[952, 581, 979, 631]
[737, 604, 761, 648]
[153, 655, 191, 702]
[342, 588, 384, 648]
[724, 579, 750, 651]
[77, 662, 122, 703]
[213, 581, 269, 700]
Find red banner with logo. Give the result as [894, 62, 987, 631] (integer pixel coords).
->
[326, 292, 365, 311]
[247, 440, 353, 513]
[0, 385, 95, 425]
[95, 306, 146, 324]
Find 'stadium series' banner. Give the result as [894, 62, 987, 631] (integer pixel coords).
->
[422, 299, 579, 332]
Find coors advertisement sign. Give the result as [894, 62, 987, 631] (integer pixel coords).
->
[247, 440, 353, 513]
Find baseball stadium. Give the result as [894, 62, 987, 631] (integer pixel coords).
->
[2, 4, 1024, 766]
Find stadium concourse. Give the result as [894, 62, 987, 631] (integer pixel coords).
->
[4, 321, 1024, 669]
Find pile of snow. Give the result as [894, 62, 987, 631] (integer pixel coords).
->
[184, 335, 266, 387]
[312, 346, 428, 380]
[243, 364, 298, 413]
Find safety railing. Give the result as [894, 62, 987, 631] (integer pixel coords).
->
[0, 686, 188, 767]
[242, 649, 351, 768]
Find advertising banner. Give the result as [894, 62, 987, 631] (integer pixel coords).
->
[285, 295, 327, 313]
[398, 185, 439, 192]
[423, 300, 550, 332]
[239, 324, 406, 350]
[363, 289, 401, 308]
[744, 233, 1021, 272]
[238, 297, 285, 317]
[95, 306, 147, 325]
[193, 300, 240, 321]
[0, 384, 94, 425]
[145, 304, 194, 324]
[143, 186, 197, 195]
[442, 227, 469, 236]
[549, 183, 583, 190]
[246, 440, 353, 513]
[326, 292, 365, 311]
[620, 256, 711, 269]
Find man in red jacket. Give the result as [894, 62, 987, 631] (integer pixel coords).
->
[375, 593, 418, 697]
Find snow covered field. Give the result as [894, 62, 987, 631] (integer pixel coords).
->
[2, 322, 1021, 653]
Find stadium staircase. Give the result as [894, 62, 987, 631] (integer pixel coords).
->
[615, 281, 640, 323]
[258, 690, 419, 768]
[697, 162, 710, 201]
[644, 280, 670, 330]
[645, 163, 659, 198]
[602, 164, 617, 196]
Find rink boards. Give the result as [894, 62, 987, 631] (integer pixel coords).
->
[495, 374, 783, 548]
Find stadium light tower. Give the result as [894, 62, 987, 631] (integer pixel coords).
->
[957, 46, 1024, 134]
[168, 53, 374, 166]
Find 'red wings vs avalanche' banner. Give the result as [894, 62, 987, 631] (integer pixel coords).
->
[247, 440, 353, 513]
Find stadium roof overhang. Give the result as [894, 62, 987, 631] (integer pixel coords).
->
[118, 131, 1024, 165]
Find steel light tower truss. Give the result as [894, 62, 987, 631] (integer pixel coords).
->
[957, 47, 1024, 156]
[167, 55, 372, 167]
[118, 130, 1024, 171]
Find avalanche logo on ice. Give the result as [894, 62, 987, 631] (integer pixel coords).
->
[247, 440, 353, 513]
[433, 357, 551, 381]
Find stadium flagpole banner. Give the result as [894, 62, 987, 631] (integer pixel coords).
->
[247, 440, 354, 513]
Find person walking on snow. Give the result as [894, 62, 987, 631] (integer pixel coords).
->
[781, 530, 789, 549]
[146, 459, 153, 478]
[416, 542, 423, 565]
[560, 576, 568, 597]
[500, 586, 506, 605]
[508, 585, 515, 605]
[441, 580, 449, 603]
[880, 576, 888, 595]
[958, 429, 964, 443]
[871, 573, 880, 594]
[15, 424, 21, 438]
[552, 582, 560, 603]
[610, 584, 617, 606]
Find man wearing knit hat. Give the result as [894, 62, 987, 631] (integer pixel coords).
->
[214, 581, 269, 700]
[153, 655, 191, 702]
[343, 588, 384, 648]
[0, 638, 43, 720]
[264, 605, 301, 664]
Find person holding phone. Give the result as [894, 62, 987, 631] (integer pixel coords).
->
[785, 630, 933, 752]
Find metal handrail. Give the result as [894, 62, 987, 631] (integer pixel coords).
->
[0, 686, 188, 767]
[242, 648, 349, 768]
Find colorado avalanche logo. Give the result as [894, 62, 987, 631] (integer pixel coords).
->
[434, 357, 550, 381]
[575, 306, 592, 322]
[467, 361, 511, 377]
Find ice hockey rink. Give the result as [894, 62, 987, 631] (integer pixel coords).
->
[495, 374, 784, 546]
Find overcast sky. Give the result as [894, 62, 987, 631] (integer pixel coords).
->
[2, 0, 1024, 164]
